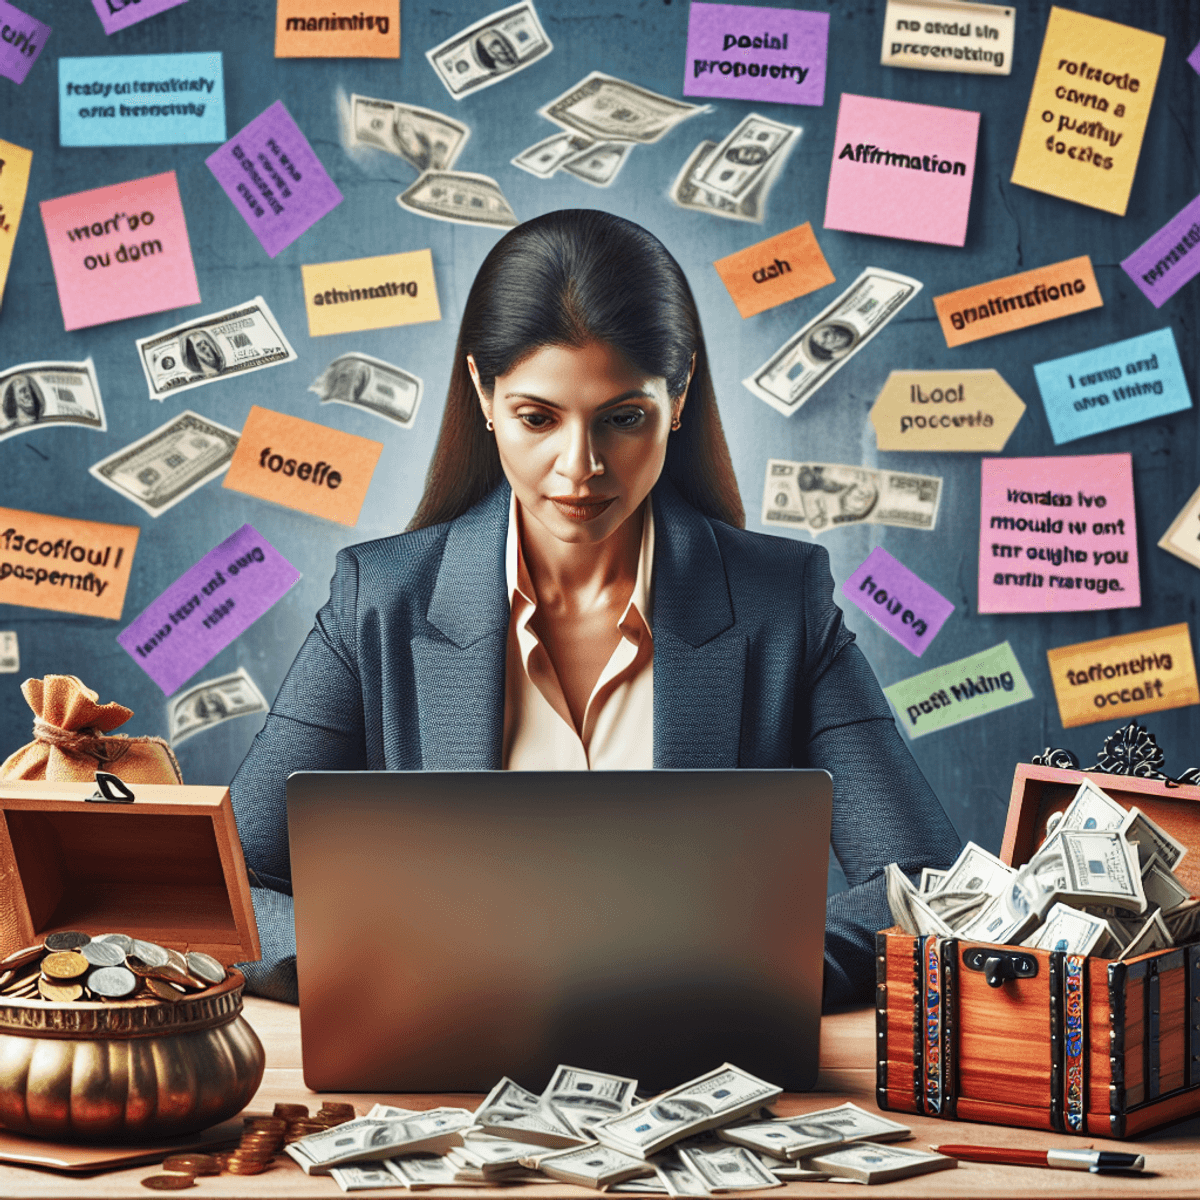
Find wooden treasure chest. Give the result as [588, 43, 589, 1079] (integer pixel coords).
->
[875, 759, 1200, 1139]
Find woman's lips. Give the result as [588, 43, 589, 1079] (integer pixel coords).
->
[547, 495, 618, 521]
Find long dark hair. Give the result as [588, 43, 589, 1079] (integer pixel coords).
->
[409, 209, 744, 530]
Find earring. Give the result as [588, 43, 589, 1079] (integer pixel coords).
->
[486, 418, 494, 432]
[671, 414, 681, 431]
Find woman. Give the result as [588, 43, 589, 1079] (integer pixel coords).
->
[231, 210, 959, 1006]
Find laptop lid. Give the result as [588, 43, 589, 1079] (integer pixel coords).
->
[288, 769, 832, 1093]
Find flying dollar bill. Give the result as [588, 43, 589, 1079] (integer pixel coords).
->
[426, 2, 553, 99]
[561, 141, 633, 188]
[136, 297, 297, 401]
[511, 131, 594, 178]
[349, 93, 469, 172]
[167, 667, 268, 746]
[89, 410, 239, 517]
[310, 353, 423, 429]
[761, 460, 942, 534]
[398, 169, 518, 228]
[286, 1110, 474, 1174]
[744, 268, 922, 415]
[695, 113, 799, 201]
[540, 71, 705, 144]
[0, 358, 105, 444]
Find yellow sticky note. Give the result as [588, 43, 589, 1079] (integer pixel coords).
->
[870, 370, 1025, 452]
[275, 0, 400, 58]
[0, 139, 33, 309]
[1046, 623, 1199, 729]
[302, 250, 440, 337]
[1010, 7, 1164, 216]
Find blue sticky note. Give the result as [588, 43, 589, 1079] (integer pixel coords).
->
[1033, 328, 1192, 445]
[59, 53, 225, 148]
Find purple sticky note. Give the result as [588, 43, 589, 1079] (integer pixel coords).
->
[91, 0, 187, 36]
[842, 546, 953, 657]
[206, 101, 343, 259]
[118, 524, 300, 695]
[1189, 38, 1200, 76]
[1120, 191, 1200, 309]
[683, 2, 828, 107]
[0, 1, 50, 85]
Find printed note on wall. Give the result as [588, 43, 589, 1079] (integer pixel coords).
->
[870, 369, 1025, 451]
[1121, 191, 1200, 309]
[0, 0, 49, 84]
[880, 0, 1013, 76]
[91, 0, 188, 36]
[275, 0, 399, 57]
[842, 546, 953, 656]
[0, 138, 32, 308]
[302, 249, 440, 336]
[712, 223, 834, 318]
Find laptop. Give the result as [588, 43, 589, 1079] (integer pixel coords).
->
[287, 769, 832, 1094]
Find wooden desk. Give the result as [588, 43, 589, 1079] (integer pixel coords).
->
[0, 1000, 1194, 1198]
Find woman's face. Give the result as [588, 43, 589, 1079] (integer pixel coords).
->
[473, 341, 683, 547]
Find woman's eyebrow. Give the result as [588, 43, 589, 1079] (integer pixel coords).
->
[504, 389, 654, 408]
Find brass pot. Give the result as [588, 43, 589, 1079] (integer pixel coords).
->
[0, 969, 264, 1142]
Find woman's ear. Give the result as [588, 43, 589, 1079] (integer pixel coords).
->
[466, 354, 492, 425]
[673, 351, 696, 425]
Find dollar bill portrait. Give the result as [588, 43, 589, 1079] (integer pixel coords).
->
[230, 209, 961, 1010]
[2, 375, 44, 429]
[805, 321, 859, 362]
[183, 331, 226, 378]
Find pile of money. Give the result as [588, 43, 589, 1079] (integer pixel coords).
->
[282, 1063, 952, 1193]
[887, 778, 1195, 960]
[0, 931, 227, 1004]
[670, 113, 800, 223]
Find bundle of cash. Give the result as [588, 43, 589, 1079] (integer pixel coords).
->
[887, 778, 1194, 960]
[0, 358, 105, 444]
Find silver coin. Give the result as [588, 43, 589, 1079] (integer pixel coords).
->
[92, 933, 134, 952]
[87, 966, 137, 998]
[82, 941, 126, 967]
[44, 931, 90, 951]
[165, 948, 189, 975]
[130, 940, 169, 968]
[185, 952, 226, 985]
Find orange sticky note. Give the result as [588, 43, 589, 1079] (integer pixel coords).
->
[713, 223, 835, 318]
[222, 406, 383, 526]
[275, 0, 399, 58]
[933, 255, 1102, 348]
[0, 508, 139, 620]
[302, 249, 440, 337]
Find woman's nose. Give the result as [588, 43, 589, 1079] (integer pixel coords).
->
[556, 421, 604, 484]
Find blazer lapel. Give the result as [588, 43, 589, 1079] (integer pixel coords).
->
[651, 483, 747, 768]
[411, 484, 511, 769]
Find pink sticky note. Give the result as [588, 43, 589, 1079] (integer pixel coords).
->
[843, 546, 953, 656]
[823, 93, 980, 247]
[91, 0, 188, 36]
[978, 455, 1140, 614]
[39, 171, 200, 332]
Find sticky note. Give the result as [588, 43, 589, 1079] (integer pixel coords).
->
[1047, 624, 1198, 730]
[222, 406, 383, 525]
[0, 1, 49, 84]
[933, 255, 1101, 348]
[884, 641, 1032, 739]
[276, 0, 399, 57]
[91, 0, 187, 36]
[842, 547, 953, 656]
[978, 454, 1140, 614]
[823, 93, 979, 247]
[713, 223, 834, 318]
[871, 370, 1024, 452]
[1009, 7, 1164, 217]
[1120, 191, 1200, 308]
[59, 53, 225, 148]
[39, 171, 201, 333]
[1158, 483, 1200, 573]
[1190, 39, 1200, 77]
[682, 2, 828, 107]
[302, 249, 440, 337]
[880, 0, 1013, 75]
[117, 523, 300, 695]
[0, 508, 139, 621]
[1033, 328, 1190, 446]
[0, 138, 32, 309]
[206, 101, 343, 259]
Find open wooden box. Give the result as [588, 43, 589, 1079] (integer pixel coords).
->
[876, 763, 1200, 1139]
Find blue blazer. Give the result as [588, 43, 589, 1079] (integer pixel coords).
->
[231, 479, 960, 1006]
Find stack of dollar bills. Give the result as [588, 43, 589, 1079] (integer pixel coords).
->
[888, 778, 1198, 959]
[284, 1064, 955, 1191]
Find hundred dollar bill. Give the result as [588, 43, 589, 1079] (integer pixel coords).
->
[0, 631, 17, 674]
[476, 1078, 584, 1148]
[1117, 909, 1173, 961]
[349, 93, 469, 172]
[540, 71, 706, 144]
[387, 1155, 492, 1188]
[761, 460, 942, 534]
[1058, 778, 1128, 834]
[718, 1117, 844, 1161]
[136, 297, 297, 401]
[167, 667, 268, 746]
[767, 1165, 831, 1181]
[1021, 901, 1112, 955]
[287, 1110, 474, 1174]
[1141, 854, 1189, 912]
[885, 862, 953, 937]
[611, 1180, 669, 1194]
[561, 140, 633, 188]
[456, 1134, 538, 1175]
[809, 1142, 955, 1185]
[920, 868, 948, 894]
[532, 1144, 655, 1188]
[744, 268, 922, 415]
[675, 1142, 781, 1191]
[593, 1063, 781, 1157]
[1164, 897, 1200, 943]
[310, 353, 423, 429]
[398, 169, 518, 228]
[1058, 829, 1147, 913]
[695, 113, 799, 202]
[653, 1155, 711, 1197]
[88, 410, 239, 518]
[512, 131, 594, 178]
[797, 1102, 913, 1144]
[329, 1163, 407, 1192]
[543, 1065, 638, 1134]
[0, 358, 105, 444]
[1122, 805, 1187, 871]
[426, 2, 553, 99]
[937, 841, 1015, 899]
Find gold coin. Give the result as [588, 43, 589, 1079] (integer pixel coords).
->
[225, 1161, 268, 1175]
[38, 978, 84, 1002]
[162, 1154, 221, 1176]
[140, 1174, 195, 1190]
[243, 1116, 287, 1130]
[41, 951, 89, 981]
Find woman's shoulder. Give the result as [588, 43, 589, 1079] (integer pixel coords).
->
[329, 521, 453, 603]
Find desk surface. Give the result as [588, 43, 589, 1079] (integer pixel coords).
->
[0, 1000, 1194, 1199]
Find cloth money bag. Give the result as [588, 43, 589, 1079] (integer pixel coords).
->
[0, 674, 183, 784]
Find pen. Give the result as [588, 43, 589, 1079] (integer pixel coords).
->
[930, 1145, 1145, 1174]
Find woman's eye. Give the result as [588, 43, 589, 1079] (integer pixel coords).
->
[518, 412, 553, 429]
[607, 408, 645, 429]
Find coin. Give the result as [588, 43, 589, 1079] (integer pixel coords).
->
[87, 966, 138, 998]
[38, 979, 84, 1002]
[145, 977, 185, 1001]
[92, 933, 135, 952]
[42, 951, 89, 981]
[186, 951, 226, 986]
[131, 940, 170, 968]
[44, 931, 90, 952]
[225, 1160, 268, 1175]
[140, 1175, 195, 1190]
[273, 1102, 309, 1119]
[82, 941, 126, 967]
[0, 944, 45, 971]
[162, 1154, 221, 1175]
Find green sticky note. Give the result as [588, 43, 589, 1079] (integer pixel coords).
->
[884, 640, 1033, 739]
